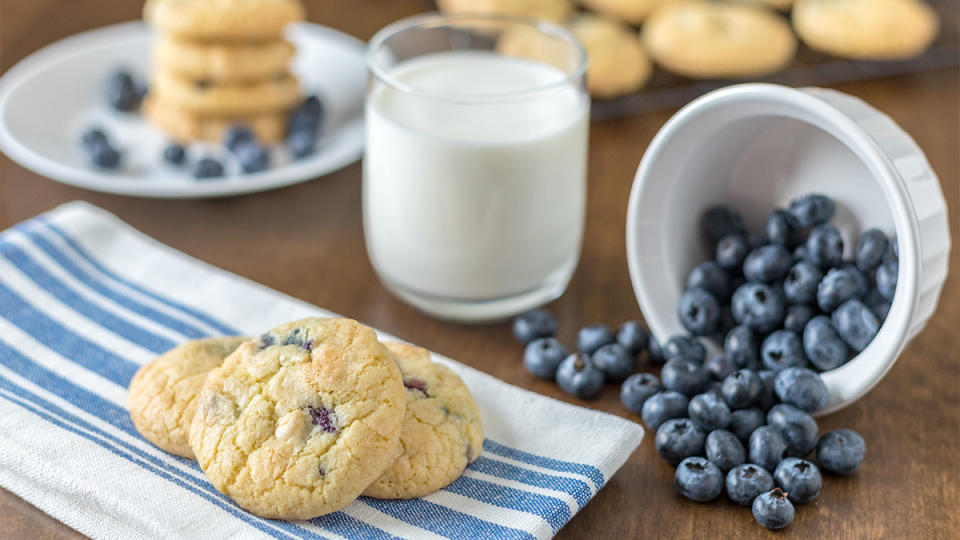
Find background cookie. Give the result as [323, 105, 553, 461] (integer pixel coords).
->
[128, 336, 248, 458]
[142, 96, 287, 143]
[145, 0, 305, 41]
[189, 318, 405, 520]
[642, 2, 797, 79]
[728, 0, 795, 10]
[154, 36, 295, 83]
[570, 14, 652, 98]
[580, 0, 682, 25]
[437, 0, 574, 22]
[151, 68, 302, 115]
[363, 343, 484, 499]
[792, 0, 938, 60]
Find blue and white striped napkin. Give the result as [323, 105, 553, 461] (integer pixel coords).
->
[0, 201, 644, 540]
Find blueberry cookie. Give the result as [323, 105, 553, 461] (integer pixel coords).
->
[642, 2, 797, 79]
[363, 343, 484, 499]
[151, 68, 302, 115]
[143, 95, 287, 143]
[154, 36, 295, 83]
[145, 0, 304, 41]
[580, 0, 682, 25]
[188, 318, 405, 520]
[569, 15, 651, 98]
[792, 0, 938, 60]
[437, 0, 574, 23]
[128, 336, 248, 458]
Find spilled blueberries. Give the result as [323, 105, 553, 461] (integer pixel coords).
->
[513, 193, 878, 529]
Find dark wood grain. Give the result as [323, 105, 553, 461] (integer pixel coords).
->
[1, 1, 958, 538]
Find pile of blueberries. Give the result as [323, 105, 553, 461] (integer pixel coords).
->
[82, 68, 324, 178]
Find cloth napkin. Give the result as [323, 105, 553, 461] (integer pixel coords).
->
[0, 201, 644, 540]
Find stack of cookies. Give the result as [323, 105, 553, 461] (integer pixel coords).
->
[142, 0, 306, 144]
[128, 317, 484, 519]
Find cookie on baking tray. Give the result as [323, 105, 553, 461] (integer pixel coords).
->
[143, 95, 288, 143]
[154, 36, 296, 83]
[438, 0, 575, 22]
[569, 14, 652, 98]
[145, 0, 305, 41]
[580, 0, 683, 25]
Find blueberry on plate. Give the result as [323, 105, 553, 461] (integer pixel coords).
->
[731, 282, 785, 333]
[163, 143, 186, 166]
[687, 261, 731, 301]
[766, 209, 802, 247]
[287, 129, 317, 159]
[90, 143, 121, 169]
[555, 353, 604, 400]
[783, 261, 823, 305]
[224, 125, 255, 154]
[789, 193, 835, 228]
[724, 326, 760, 369]
[688, 393, 731, 431]
[678, 288, 721, 336]
[104, 68, 141, 112]
[728, 408, 765, 442]
[752, 487, 795, 530]
[748, 425, 788, 471]
[817, 267, 864, 313]
[817, 429, 866, 475]
[802, 316, 850, 371]
[616, 320, 649, 356]
[805, 224, 844, 269]
[82, 127, 107, 149]
[512, 308, 557, 344]
[287, 94, 324, 135]
[716, 234, 749, 271]
[662, 357, 708, 397]
[701, 205, 746, 245]
[743, 245, 793, 283]
[576, 324, 616, 355]
[592, 343, 635, 381]
[773, 367, 829, 413]
[522, 337, 567, 380]
[704, 353, 737, 381]
[783, 304, 815, 334]
[193, 157, 224, 179]
[675, 457, 723, 502]
[655, 418, 706, 466]
[774, 458, 822, 504]
[755, 370, 777, 412]
[761, 330, 807, 373]
[767, 403, 819, 457]
[704, 429, 745, 472]
[832, 299, 880, 352]
[620, 373, 662, 414]
[237, 142, 271, 173]
[726, 463, 774, 506]
[721, 369, 762, 409]
[641, 391, 689, 430]
[663, 335, 707, 364]
[855, 229, 889, 272]
[875, 259, 898, 301]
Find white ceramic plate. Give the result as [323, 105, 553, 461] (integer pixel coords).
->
[0, 21, 366, 198]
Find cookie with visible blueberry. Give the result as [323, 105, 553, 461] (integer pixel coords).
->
[145, 0, 305, 41]
[151, 68, 302, 115]
[363, 343, 483, 499]
[129, 336, 248, 458]
[188, 317, 405, 519]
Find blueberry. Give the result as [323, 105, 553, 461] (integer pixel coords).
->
[704, 353, 737, 381]
[655, 418, 706, 465]
[875, 259, 898, 301]
[663, 335, 706, 363]
[863, 289, 891, 322]
[675, 457, 723, 501]
[721, 369, 762, 409]
[817, 429, 866, 475]
[662, 357, 708, 397]
[726, 464, 774, 506]
[287, 95, 324, 135]
[774, 367, 829, 413]
[749, 425, 788, 471]
[783, 261, 823, 305]
[802, 316, 850, 371]
[774, 458, 822, 503]
[752, 488, 795, 530]
[104, 68, 141, 111]
[817, 267, 864, 313]
[592, 343, 635, 381]
[555, 353, 604, 400]
[701, 205, 746, 245]
[756, 370, 778, 411]
[82, 128, 108, 149]
[237, 142, 271, 173]
[163, 143, 186, 166]
[641, 391, 690, 430]
[703, 380, 724, 399]
[90, 143, 121, 169]
[576, 324, 616, 355]
[725, 326, 760, 369]
[512, 309, 557, 344]
[678, 288, 721, 336]
[731, 283, 785, 333]
[767, 403, 819, 457]
[793, 245, 810, 263]
[522, 338, 567, 380]
[224, 125, 255, 154]
[704, 429, 745, 473]
[832, 299, 880, 352]
[616, 320, 649, 356]
[806, 224, 844, 269]
[761, 330, 807, 372]
[743, 245, 793, 283]
[729, 408, 765, 442]
[687, 261, 731, 301]
[688, 393, 731, 431]
[620, 373, 662, 413]
[766, 209, 802, 247]
[783, 304, 815, 334]
[789, 194, 835, 228]
[855, 229, 889, 271]
[647, 334, 666, 365]
[716, 234, 749, 271]
[287, 129, 317, 159]
[193, 157, 224, 179]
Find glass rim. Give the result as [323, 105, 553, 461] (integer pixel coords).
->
[365, 12, 588, 103]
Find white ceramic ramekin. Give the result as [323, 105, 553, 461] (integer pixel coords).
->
[626, 84, 950, 415]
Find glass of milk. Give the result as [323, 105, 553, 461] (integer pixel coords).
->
[364, 14, 589, 322]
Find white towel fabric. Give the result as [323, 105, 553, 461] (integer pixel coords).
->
[0, 201, 644, 540]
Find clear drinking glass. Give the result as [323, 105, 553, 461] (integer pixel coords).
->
[363, 13, 589, 322]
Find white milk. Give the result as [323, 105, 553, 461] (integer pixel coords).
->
[363, 51, 589, 305]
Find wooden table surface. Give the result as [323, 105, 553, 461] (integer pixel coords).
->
[1, 1, 958, 538]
